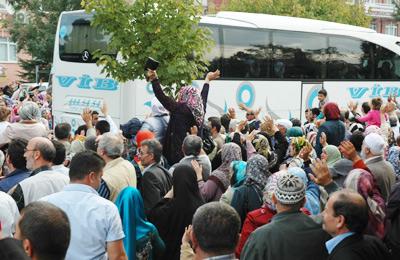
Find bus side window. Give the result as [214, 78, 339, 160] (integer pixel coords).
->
[221, 27, 271, 79]
[271, 30, 327, 79]
[375, 46, 400, 80]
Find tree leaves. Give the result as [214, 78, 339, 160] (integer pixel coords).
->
[7, 0, 82, 81]
[222, 0, 371, 27]
[83, 0, 212, 95]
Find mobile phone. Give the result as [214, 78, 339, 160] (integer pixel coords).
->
[144, 57, 160, 71]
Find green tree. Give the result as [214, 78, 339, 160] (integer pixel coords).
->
[222, 0, 371, 27]
[6, 0, 82, 82]
[82, 0, 212, 95]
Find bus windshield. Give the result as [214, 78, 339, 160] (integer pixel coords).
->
[59, 13, 114, 63]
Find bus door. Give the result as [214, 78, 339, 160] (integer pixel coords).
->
[301, 82, 324, 122]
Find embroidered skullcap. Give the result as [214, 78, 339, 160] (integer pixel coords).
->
[274, 174, 305, 205]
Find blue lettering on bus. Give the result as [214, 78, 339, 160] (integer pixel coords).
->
[93, 78, 118, 91]
[348, 85, 400, 99]
[77, 74, 93, 89]
[236, 82, 255, 107]
[56, 76, 77, 88]
[348, 87, 368, 99]
[55, 75, 119, 91]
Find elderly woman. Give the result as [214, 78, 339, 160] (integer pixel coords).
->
[0, 101, 47, 146]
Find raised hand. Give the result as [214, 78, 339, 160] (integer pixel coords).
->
[309, 158, 333, 186]
[205, 69, 220, 82]
[191, 160, 203, 181]
[339, 141, 360, 162]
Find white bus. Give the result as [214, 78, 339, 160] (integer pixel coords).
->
[52, 10, 400, 132]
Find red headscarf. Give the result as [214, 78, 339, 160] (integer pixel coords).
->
[323, 102, 340, 121]
[136, 130, 155, 148]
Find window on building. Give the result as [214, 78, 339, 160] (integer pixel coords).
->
[385, 23, 398, 36]
[0, 37, 17, 62]
[370, 23, 377, 31]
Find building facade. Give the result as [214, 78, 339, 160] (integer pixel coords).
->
[362, 0, 400, 36]
[0, 0, 29, 86]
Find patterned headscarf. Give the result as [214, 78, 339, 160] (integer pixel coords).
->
[291, 136, 310, 154]
[251, 134, 271, 159]
[263, 170, 287, 210]
[19, 101, 41, 120]
[244, 154, 270, 192]
[344, 169, 386, 238]
[178, 86, 204, 127]
[323, 145, 342, 167]
[211, 143, 242, 190]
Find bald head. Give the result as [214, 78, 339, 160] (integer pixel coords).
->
[25, 137, 56, 170]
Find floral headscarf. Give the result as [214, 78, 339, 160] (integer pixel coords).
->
[211, 143, 242, 190]
[344, 169, 386, 238]
[244, 154, 270, 192]
[263, 170, 287, 210]
[178, 86, 204, 127]
[291, 136, 310, 154]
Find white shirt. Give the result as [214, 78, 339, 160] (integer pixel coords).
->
[0, 191, 19, 237]
[52, 164, 70, 177]
[41, 184, 125, 260]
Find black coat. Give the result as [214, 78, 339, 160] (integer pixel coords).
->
[152, 79, 209, 165]
[140, 163, 172, 213]
[385, 182, 400, 260]
[328, 234, 390, 260]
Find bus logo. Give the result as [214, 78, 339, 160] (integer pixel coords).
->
[82, 50, 90, 62]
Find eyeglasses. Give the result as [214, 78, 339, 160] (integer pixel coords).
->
[24, 148, 37, 153]
[137, 149, 150, 157]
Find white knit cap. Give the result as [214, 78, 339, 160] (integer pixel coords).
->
[274, 174, 305, 205]
[276, 119, 293, 129]
[363, 133, 385, 155]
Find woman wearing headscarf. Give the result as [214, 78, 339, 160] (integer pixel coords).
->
[147, 69, 220, 165]
[286, 136, 312, 168]
[198, 143, 242, 202]
[344, 168, 386, 238]
[231, 154, 270, 225]
[115, 187, 165, 260]
[220, 160, 247, 205]
[315, 102, 346, 157]
[321, 145, 342, 167]
[0, 101, 47, 147]
[140, 97, 170, 143]
[287, 167, 321, 215]
[148, 165, 204, 260]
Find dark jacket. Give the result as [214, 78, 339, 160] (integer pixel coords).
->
[385, 182, 400, 260]
[241, 210, 329, 260]
[231, 185, 263, 226]
[0, 169, 30, 193]
[151, 79, 209, 165]
[328, 234, 389, 260]
[315, 120, 346, 157]
[140, 163, 172, 213]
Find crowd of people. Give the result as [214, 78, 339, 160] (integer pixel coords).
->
[0, 71, 399, 260]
